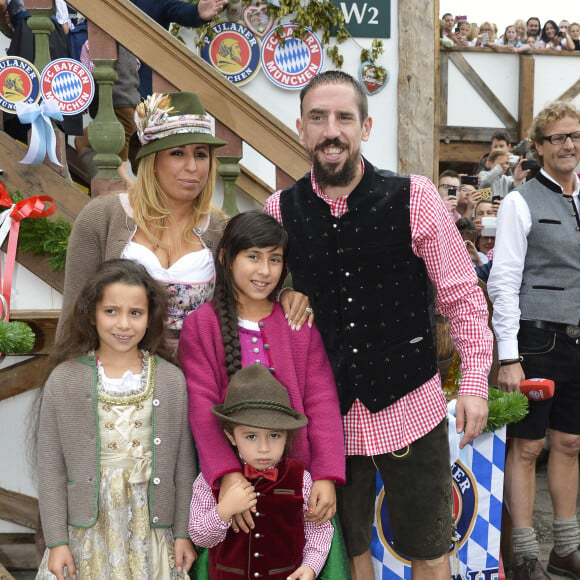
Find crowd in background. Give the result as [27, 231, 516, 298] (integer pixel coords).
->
[435, 130, 544, 282]
[440, 13, 580, 52]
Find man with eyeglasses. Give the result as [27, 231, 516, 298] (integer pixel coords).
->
[488, 101, 580, 580]
[438, 170, 462, 220]
[438, 170, 481, 220]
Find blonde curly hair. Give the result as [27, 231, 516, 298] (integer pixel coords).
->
[528, 100, 580, 165]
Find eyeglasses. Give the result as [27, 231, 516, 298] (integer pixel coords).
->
[541, 131, 580, 145]
[439, 183, 457, 190]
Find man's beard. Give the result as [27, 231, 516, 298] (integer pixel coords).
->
[310, 139, 359, 188]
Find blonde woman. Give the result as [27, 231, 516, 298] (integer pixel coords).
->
[60, 92, 310, 344]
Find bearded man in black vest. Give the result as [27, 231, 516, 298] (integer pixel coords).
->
[265, 71, 493, 580]
[489, 101, 580, 580]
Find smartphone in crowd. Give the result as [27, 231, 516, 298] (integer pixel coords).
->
[461, 175, 478, 187]
[522, 159, 540, 171]
[481, 216, 497, 237]
[447, 187, 457, 198]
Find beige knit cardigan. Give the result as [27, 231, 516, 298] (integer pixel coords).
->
[58, 192, 226, 337]
[37, 355, 196, 547]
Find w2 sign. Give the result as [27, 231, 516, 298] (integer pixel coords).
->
[331, 0, 390, 38]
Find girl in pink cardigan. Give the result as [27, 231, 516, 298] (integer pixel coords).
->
[178, 211, 345, 533]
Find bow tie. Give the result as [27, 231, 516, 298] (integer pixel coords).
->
[243, 463, 278, 482]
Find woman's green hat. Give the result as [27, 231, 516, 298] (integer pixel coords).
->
[212, 364, 308, 431]
[134, 92, 227, 160]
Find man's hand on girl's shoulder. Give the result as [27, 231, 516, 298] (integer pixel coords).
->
[279, 289, 314, 331]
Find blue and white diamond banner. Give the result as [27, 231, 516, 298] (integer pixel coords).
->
[371, 414, 506, 579]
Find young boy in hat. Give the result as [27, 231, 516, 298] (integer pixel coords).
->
[188, 364, 334, 580]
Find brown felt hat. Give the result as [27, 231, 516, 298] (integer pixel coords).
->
[212, 364, 308, 431]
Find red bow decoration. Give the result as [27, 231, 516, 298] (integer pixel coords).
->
[243, 463, 278, 482]
[0, 182, 55, 321]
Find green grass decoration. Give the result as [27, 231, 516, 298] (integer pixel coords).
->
[485, 387, 529, 432]
[0, 320, 35, 353]
[445, 356, 529, 431]
[10, 191, 71, 272]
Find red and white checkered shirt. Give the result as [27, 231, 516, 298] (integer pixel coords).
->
[188, 471, 333, 576]
[264, 163, 492, 455]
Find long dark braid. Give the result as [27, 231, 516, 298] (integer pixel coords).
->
[214, 211, 288, 378]
[214, 272, 242, 377]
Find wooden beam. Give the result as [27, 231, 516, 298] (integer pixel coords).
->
[0, 533, 36, 545]
[433, 0, 441, 180]
[398, 0, 437, 180]
[439, 141, 489, 164]
[24, 0, 52, 7]
[0, 132, 87, 223]
[448, 53, 517, 128]
[0, 488, 38, 530]
[0, 356, 46, 401]
[276, 168, 295, 192]
[439, 51, 449, 126]
[216, 122, 243, 158]
[518, 56, 535, 141]
[558, 78, 580, 102]
[152, 72, 178, 94]
[13, 251, 64, 295]
[238, 167, 272, 206]
[0, 131, 86, 293]
[0, 562, 15, 580]
[87, 19, 118, 60]
[66, 0, 309, 181]
[11, 311, 59, 354]
[440, 125, 518, 143]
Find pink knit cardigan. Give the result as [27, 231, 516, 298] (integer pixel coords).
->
[178, 302, 345, 488]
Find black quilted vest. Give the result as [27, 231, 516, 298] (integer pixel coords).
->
[280, 160, 438, 413]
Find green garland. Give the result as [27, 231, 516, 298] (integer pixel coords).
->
[11, 191, 71, 272]
[173, 0, 385, 78]
[0, 320, 35, 354]
[485, 387, 528, 432]
[445, 356, 529, 431]
[0, 189, 67, 354]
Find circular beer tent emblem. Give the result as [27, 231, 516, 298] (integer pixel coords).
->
[261, 24, 324, 90]
[0, 57, 40, 113]
[199, 22, 261, 86]
[374, 460, 478, 564]
[41, 58, 94, 115]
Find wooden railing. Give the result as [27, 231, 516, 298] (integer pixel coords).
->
[0, 310, 57, 401]
[438, 46, 580, 165]
[0, 310, 57, 573]
[64, 0, 309, 190]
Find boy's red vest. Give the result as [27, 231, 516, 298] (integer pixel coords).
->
[210, 458, 306, 579]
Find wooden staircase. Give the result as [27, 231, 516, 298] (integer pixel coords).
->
[0, 1, 309, 571]
[68, 0, 309, 186]
[0, 131, 87, 293]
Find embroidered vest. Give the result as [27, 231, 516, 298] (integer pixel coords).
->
[280, 160, 438, 413]
[210, 458, 305, 579]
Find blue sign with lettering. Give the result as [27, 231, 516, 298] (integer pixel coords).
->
[331, 0, 390, 38]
